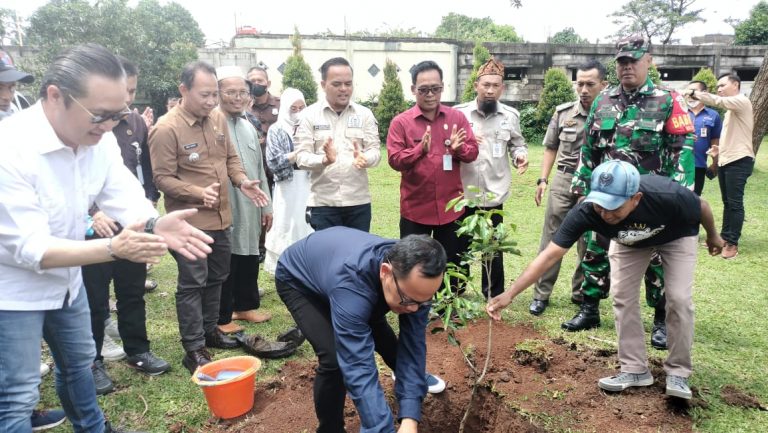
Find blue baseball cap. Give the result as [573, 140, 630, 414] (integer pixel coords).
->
[584, 161, 640, 210]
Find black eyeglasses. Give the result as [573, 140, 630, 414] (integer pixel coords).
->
[387, 260, 432, 308]
[69, 94, 132, 124]
[416, 85, 443, 96]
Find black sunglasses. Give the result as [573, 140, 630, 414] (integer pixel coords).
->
[415, 85, 443, 96]
[69, 94, 132, 124]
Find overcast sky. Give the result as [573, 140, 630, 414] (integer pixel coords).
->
[6, 0, 758, 46]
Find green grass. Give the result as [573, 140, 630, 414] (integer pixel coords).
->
[40, 141, 768, 432]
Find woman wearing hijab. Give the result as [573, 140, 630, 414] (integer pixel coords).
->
[264, 88, 313, 274]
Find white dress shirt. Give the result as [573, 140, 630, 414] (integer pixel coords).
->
[0, 103, 157, 311]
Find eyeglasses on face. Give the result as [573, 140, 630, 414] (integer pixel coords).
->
[222, 90, 250, 99]
[387, 260, 432, 308]
[416, 85, 444, 96]
[68, 94, 131, 124]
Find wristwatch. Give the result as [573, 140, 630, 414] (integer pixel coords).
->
[536, 178, 548, 186]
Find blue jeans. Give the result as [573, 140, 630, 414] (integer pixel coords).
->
[718, 156, 754, 245]
[0, 289, 104, 433]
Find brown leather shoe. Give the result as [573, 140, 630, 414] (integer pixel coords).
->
[232, 310, 272, 323]
[235, 334, 297, 359]
[722, 243, 739, 259]
[218, 322, 244, 334]
[182, 348, 212, 374]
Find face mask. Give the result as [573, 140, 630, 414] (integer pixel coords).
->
[687, 100, 701, 109]
[251, 84, 267, 97]
[289, 111, 301, 124]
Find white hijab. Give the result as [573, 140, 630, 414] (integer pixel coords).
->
[276, 88, 306, 138]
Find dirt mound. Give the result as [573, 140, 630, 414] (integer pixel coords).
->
[201, 321, 693, 433]
[720, 385, 767, 410]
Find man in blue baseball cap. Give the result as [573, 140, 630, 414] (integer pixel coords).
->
[487, 160, 723, 400]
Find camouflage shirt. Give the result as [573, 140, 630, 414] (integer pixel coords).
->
[571, 78, 695, 195]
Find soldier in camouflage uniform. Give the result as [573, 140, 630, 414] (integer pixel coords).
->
[567, 35, 695, 347]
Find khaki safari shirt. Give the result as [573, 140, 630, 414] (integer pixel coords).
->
[543, 100, 589, 171]
[694, 92, 754, 166]
[456, 100, 527, 207]
[294, 99, 381, 207]
[149, 105, 248, 230]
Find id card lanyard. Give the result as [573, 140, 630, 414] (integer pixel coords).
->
[130, 141, 145, 185]
[442, 123, 452, 171]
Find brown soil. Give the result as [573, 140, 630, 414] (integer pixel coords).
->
[201, 321, 693, 433]
[720, 385, 767, 411]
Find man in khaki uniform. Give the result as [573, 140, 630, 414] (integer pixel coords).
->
[294, 57, 380, 232]
[149, 61, 269, 373]
[529, 59, 608, 316]
[456, 57, 528, 298]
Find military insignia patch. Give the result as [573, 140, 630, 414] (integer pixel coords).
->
[565, 120, 577, 127]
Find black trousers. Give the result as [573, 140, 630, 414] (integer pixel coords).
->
[307, 203, 372, 233]
[172, 229, 231, 352]
[467, 205, 505, 298]
[82, 258, 149, 360]
[218, 254, 261, 325]
[276, 279, 398, 433]
[400, 214, 471, 294]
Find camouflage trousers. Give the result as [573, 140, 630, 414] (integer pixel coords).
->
[580, 231, 665, 307]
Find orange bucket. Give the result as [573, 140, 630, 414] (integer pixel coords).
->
[191, 356, 262, 419]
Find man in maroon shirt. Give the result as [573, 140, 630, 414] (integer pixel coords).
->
[387, 60, 478, 293]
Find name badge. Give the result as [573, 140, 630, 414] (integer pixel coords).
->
[183, 143, 199, 150]
[314, 124, 331, 131]
[700, 127, 707, 138]
[347, 115, 362, 128]
[492, 141, 504, 158]
[443, 154, 452, 171]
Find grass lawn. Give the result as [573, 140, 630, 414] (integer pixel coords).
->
[40, 140, 768, 432]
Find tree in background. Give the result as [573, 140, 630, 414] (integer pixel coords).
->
[374, 59, 409, 143]
[731, 1, 768, 46]
[434, 13, 523, 43]
[23, 0, 203, 113]
[282, 27, 318, 106]
[609, 0, 704, 45]
[691, 68, 717, 92]
[605, 58, 661, 87]
[534, 68, 576, 131]
[549, 27, 590, 44]
[750, 51, 768, 154]
[461, 42, 492, 103]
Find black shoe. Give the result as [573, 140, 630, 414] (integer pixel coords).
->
[182, 348, 212, 374]
[277, 327, 306, 348]
[529, 299, 548, 316]
[104, 421, 147, 433]
[561, 299, 600, 332]
[205, 329, 240, 349]
[650, 321, 668, 350]
[91, 360, 114, 395]
[126, 351, 171, 376]
[235, 333, 297, 359]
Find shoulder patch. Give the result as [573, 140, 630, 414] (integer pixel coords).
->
[556, 101, 577, 112]
[664, 93, 694, 134]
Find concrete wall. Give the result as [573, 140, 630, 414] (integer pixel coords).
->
[199, 34, 458, 103]
[200, 35, 765, 105]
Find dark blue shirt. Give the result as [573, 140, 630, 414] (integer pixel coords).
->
[275, 227, 428, 433]
[688, 107, 722, 168]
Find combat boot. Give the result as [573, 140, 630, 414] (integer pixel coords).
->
[650, 300, 667, 350]
[561, 297, 600, 331]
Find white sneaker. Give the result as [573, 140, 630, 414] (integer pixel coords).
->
[104, 317, 120, 341]
[391, 372, 447, 394]
[101, 334, 126, 362]
[40, 363, 50, 377]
